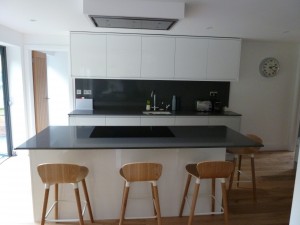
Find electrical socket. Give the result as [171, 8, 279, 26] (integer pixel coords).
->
[210, 91, 218, 97]
[83, 90, 92, 95]
[76, 89, 82, 94]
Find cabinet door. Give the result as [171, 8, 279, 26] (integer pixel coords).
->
[206, 39, 241, 81]
[107, 34, 141, 78]
[208, 116, 241, 131]
[141, 36, 175, 79]
[141, 116, 175, 126]
[105, 116, 141, 126]
[175, 116, 209, 126]
[175, 38, 208, 80]
[69, 116, 106, 126]
[71, 33, 107, 77]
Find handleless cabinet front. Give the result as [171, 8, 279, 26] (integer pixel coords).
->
[175, 116, 209, 126]
[105, 116, 141, 126]
[69, 115, 106, 126]
[175, 38, 208, 80]
[107, 34, 142, 78]
[141, 36, 175, 79]
[71, 33, 107, 77]
[141, 116, 175, 126]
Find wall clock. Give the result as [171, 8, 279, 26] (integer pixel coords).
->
[259, 57, 280, 77]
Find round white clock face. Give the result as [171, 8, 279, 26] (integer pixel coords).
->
[259, 57, 280, 77]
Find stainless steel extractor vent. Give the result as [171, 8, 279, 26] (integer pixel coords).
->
[89, 15, 178, 30]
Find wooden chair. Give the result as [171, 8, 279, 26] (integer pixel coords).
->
[37, 163, 94, 225]
[119, 162, 163, 225]
[227, 134, 263, 201]
[179, 161, 234, 225]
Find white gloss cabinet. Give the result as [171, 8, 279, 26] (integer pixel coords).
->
[141, 36, 175, 79]
[107, 35, 142, 78]
[175, 116, 209, 126]
[175, 37, 208, 80]
[140, 116, 175, 126]
[69, 115, 106, 126]
[206, 39, 241, 81]
[105, 116, 141, 126]
[71, 33, 107, 77]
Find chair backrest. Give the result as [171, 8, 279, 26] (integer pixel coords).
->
[37, 163, 88, 185]
[196, 161, 234, 179]
[120, 162, 162, 182]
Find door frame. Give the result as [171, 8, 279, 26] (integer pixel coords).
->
[23, 45, 71, 138]
[0, 46, 13, 156]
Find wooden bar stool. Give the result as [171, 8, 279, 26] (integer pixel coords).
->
[227, 134, 263, 201]
[179, 161, 234, 225]
[37, 163, 94, 225]
[119, 162, 163, 225]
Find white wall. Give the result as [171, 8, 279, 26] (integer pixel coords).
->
[47, 51, 71, 125]
[229, 40, 300, 150]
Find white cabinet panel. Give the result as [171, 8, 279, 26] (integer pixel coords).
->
[106, 116, 141, 126]
[208, 116, 241, 131]
[141, 116, 175, 126]
[71, 33, 107, 77]
[141, 36, 175, 79]
[175, 38, 208, 80]
[107, 34, 141, 78]
[206, 39, 241, 81]
[175, 116, 209, 126]
[69, 116, 106, 126]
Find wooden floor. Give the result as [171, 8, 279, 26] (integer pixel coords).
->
[0, 151, 296, 225]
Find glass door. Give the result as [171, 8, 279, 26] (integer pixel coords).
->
[0, 46, 13, 157]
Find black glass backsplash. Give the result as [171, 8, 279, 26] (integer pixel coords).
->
[75, 79, 230, 111]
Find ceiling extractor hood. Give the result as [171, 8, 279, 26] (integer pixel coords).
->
[89, 16, 178, 30]
[83, 0, 185, 30]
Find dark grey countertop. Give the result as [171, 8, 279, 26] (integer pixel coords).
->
[68, 109, 241, 116]
[16, 125, 261, 150]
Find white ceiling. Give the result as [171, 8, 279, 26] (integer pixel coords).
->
[0, 0, 300, 43]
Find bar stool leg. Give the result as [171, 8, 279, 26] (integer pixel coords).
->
[211, 178, 215, 213]
[73, 183, 84, 225]
[152, 181, 162, 225]
[237, 155, 242, 187]
[188, 179, 200, 225]
[151, 182, 157, 217]
[221, 180, 229, 225]
[119, 182, 130, 225]
[54, 184, 58, 221]
[81, 179, 94, 222]
[228, 155, 237, 195]
[179, 174, 192, 217]
[41, 184, 50, 225]
[251, 154, 257, 201]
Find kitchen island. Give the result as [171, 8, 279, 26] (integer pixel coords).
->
[17, 125, 262, 222]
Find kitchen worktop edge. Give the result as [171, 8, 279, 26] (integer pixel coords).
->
[68, 109, 241, 116]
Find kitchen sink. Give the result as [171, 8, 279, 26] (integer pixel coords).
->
[142, 111, 172, 115]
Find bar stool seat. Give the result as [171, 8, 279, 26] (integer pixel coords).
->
[37, 163, 94, 225]
[119, 162, 163, 225]
[179, 161, 234, 225]
[227, 134, 263, 201]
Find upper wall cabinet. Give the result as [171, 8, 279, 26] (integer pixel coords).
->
[141, 36, 175, 79]
[70, 32, 241, 81]
[107, 34, 142, 78]
[175, 37, 208, 80]
[71, 33, 107, 77]
[206, 39, 241, 81]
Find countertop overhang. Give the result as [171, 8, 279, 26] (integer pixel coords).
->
[16, 126, 262, 150]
